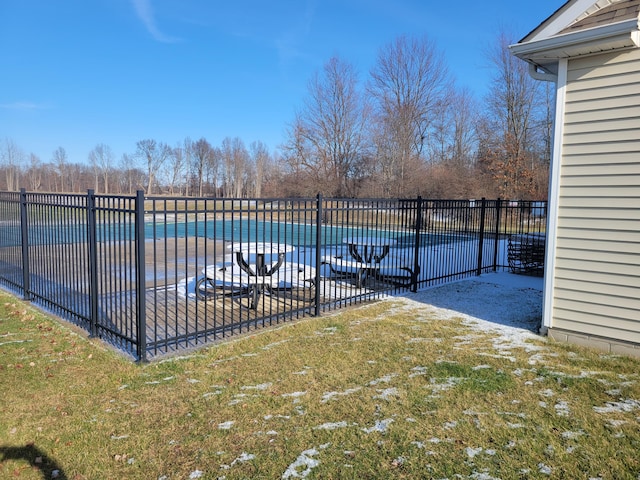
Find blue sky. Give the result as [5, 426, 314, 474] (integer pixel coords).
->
[0, 1, 558, 165]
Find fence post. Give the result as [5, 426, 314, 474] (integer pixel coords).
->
[492, 198, 502, 272]
[87, 190, 99, 337]
[411, 196, 423, 293]
[476, 197, 486, 276]
[19, 188, 31, 301]
[134, 190, 147, 362]
[314, 193, 323, 316]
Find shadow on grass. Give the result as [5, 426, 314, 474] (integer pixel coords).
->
[1, 444, 68, 479]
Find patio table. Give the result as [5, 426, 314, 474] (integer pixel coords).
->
[196, 242, 302, 309]
[322, 237, 397, 288]
[345, 237, 395, 264]
[230, 242, 296, 308]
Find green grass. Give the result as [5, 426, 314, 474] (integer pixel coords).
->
[1, 294, 639, 479]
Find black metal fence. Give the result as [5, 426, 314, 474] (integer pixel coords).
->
[0, 190, 546, 361]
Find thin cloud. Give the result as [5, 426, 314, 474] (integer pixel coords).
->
[0, 102, 50, 110]
[131, 0, 181, 43]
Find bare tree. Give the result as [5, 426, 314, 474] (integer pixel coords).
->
[207, 146, 222, 197]
[284, 56, 370, 197]
[259, 150, 284, 197]
[117, 154, 135, 194]
[449, 89, 478, 168]
[191, 138, 214, 197]
[182, 137, 193, 196]
[88, 143, 114, 193]
[250, 140, 270, 198]
[281, 121, 309, 179]
[135, 139, 171, 194]
[368, 35, 449, 197]
[480, 31, 545, 199]
[165, 143, 188, 195]
[52, 147, 68, 192]
[38, 162, 58, 192]
[221, 137, 250, 198]
[66, 162, 91, 193]
[120, 153, 145, 195]
[0, 138, 23, 191]
[25, 153, 42, 191]
[429, 87, 478, 168]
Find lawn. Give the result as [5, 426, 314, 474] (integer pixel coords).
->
[1, 286, 639, 479]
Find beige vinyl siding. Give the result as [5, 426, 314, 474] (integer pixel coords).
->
[553, 48, 640, 343]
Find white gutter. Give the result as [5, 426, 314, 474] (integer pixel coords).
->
[510, 18, 640, 60]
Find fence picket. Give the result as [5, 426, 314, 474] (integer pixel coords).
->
[19, 188, 31, 300]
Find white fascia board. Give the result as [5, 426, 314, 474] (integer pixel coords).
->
[510, 18, 640, 61]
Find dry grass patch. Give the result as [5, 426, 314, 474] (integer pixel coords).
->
[1, 293, 639, 479]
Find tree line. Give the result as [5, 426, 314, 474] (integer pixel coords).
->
[2, 32, 551, 200]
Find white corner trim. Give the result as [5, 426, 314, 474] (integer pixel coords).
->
[542, 58, 568, 330]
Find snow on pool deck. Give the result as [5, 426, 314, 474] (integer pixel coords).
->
[390, 272, 546, 361]
[403, 272, 544, 332]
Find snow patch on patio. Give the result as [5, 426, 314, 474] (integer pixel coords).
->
[397, 273, 544, 356]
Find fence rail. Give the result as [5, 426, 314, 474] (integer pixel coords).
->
[0, 190, 546, 361]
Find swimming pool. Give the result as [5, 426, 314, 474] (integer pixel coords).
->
[145, 218, 465, 249]
[0, 217, 467, 249]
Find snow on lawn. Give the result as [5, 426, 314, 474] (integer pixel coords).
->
[201, 273, 548, 477]
[165, 272, 639, 478]
[282, 444, 330, 479]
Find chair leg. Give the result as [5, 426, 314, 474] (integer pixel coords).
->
[248, 285, 261, 310]
[375, 267, 415, 287]
[195, 277, 216, 301]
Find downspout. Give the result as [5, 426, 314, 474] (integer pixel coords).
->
[526, 59, 559, 335]
[528, 62, 557, 82]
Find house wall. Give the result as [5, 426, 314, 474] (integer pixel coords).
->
[550, 47, 640, 353]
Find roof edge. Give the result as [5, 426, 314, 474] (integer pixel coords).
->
[511, 17, 640, 61]
[519, 0, 594, 43]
